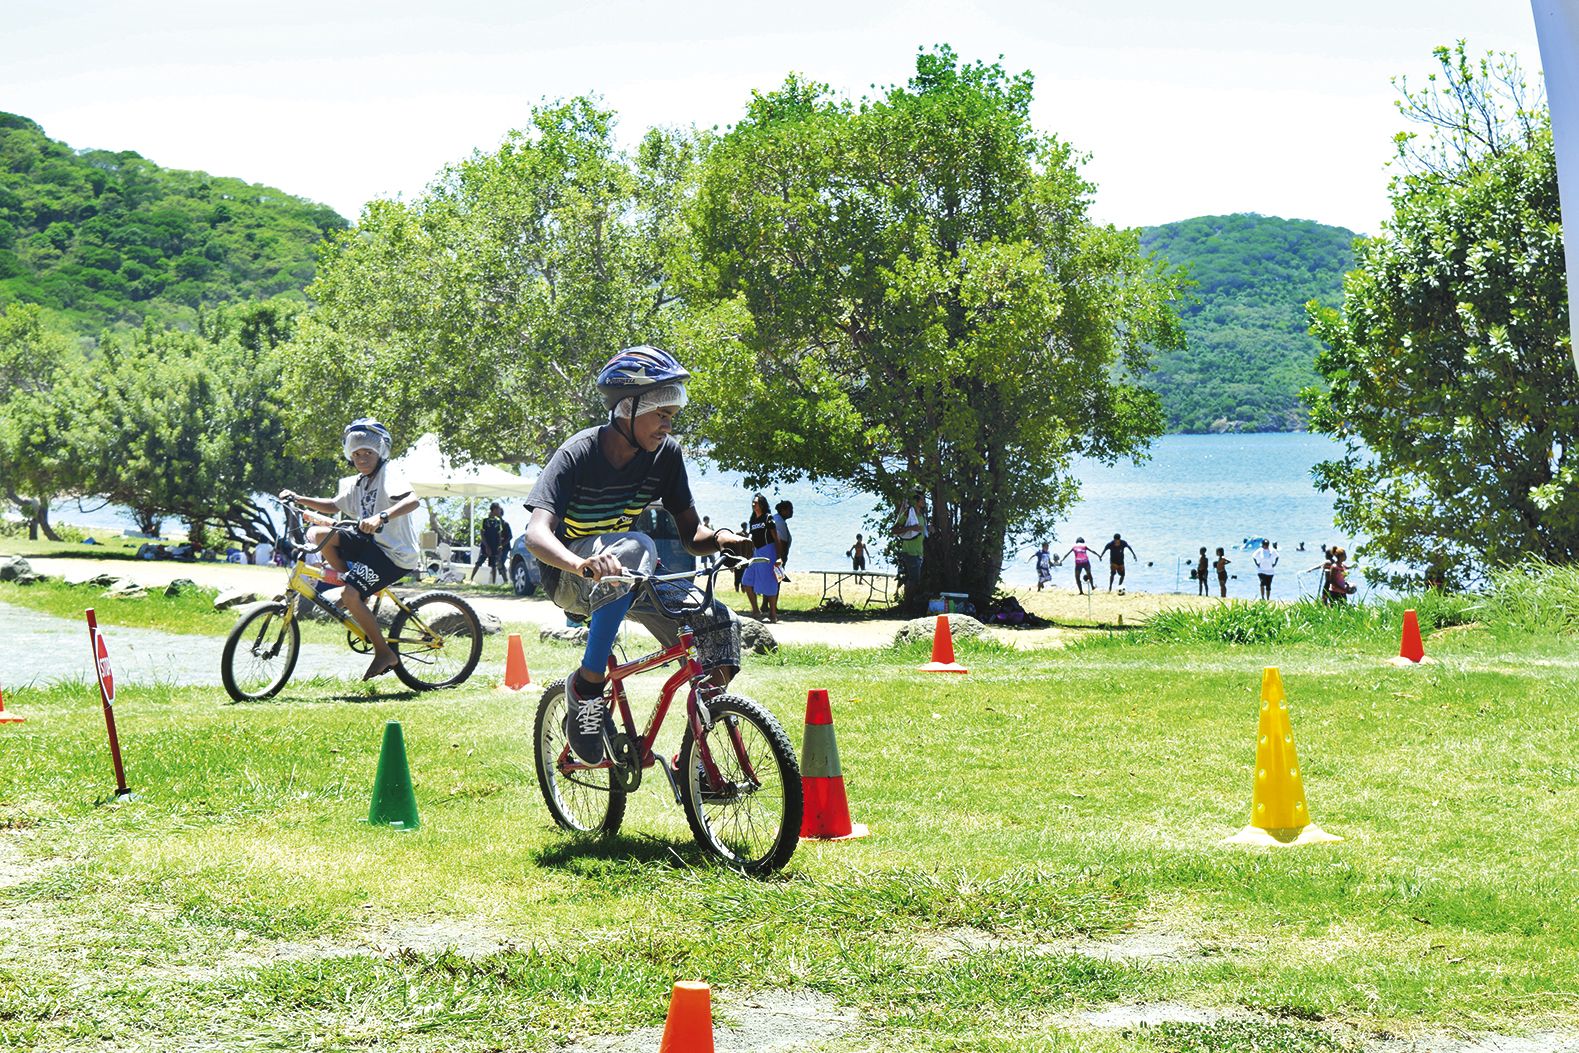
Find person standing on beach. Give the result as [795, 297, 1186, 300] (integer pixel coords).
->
[1031, 541, 1053, 591]
[1252, 538, 1278, 600]
[1213, 547, 1231, 598]
[1060, 537, 1095, 595]
[847, 534, 868, 577]
[742, 494, 781, 622]
[1100, 533, 1137, 592]
[772, 500, 794, 581]
[1195, 546, 1209, 596]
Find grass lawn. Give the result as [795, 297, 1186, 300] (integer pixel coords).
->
[1, 593, 1576, 1051]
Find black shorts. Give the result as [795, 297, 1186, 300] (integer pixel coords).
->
[1258, 573, 1274, 587]
[335, 528, 409, 598]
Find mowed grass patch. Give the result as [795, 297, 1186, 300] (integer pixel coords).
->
[1, 624, 1577, 1050]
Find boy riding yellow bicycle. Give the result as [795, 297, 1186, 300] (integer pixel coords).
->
[279, 417, 421, 680]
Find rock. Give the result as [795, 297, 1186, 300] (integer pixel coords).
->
[86, 573, 121, 588]
[63, 569, 98, 586]
[540, 626, 589, 644]
[476, 611, 502, 637]
[0, 556, 34, 582]
[894, 613, 988, 647]
[103, 580, 148, 599]
[214, 589, 260, 611]
[163, 578, 200, 597]
[738, 617, 778, 654]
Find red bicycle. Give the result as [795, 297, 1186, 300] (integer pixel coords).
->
[532, 555, 803, 875]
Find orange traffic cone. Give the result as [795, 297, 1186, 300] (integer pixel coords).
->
[658, 980, 715, 1053]
[919, 614, 969, 673]
[1388, 609, 1433, 666]
[1225, 668, 1341, 847]
[0, 682, 22, 724]
[501, 633, 532, 690]
[800, 689, 869, 841]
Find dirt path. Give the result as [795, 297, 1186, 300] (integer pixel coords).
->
[23, 554, 1220, 650]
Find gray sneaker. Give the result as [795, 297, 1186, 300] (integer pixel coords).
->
[563, 678, 610, 765]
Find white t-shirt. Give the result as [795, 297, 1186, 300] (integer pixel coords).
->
[335, 463, 421, 570]
[772, 513, 792, 546]
[1253, 547, 1279, 574]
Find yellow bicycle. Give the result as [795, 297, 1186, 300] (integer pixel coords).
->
[220, 501, 483, 701]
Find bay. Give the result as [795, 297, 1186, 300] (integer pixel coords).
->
[50, 433, 1358, 601]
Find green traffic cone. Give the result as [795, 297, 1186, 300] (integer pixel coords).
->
[367, 720, 420, 831]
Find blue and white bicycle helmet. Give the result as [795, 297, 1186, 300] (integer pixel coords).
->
[343, 417, 393, 462]
[597, 346, 690, 448]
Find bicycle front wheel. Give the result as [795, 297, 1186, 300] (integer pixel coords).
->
[679, 694, 802, 875]
[220, 602, 300, 702]
[533, 679, 626, 835]
[390, 590, 483, 690]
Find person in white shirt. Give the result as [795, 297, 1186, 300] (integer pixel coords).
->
[1252, 538, 1279, 600]
[279, 418, 422, 680]
[772, 500, 794, 581]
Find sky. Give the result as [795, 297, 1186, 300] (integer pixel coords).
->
[1, 0, 1547, 236]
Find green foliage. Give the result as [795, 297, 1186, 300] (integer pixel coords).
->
[1305, 45, 1578, 585]
[1140, 214, 1356, 432]
[0, 303, 89, 538]
[76, 302, 336, 543]
[279, 99, 692, 464]
[1471, 557, 1579, 635]
[1131, 592, 1473, 646]
[682, 47, 1185, 606]
[0, 113, 345, 333]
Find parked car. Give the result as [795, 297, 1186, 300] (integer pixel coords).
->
[506, 534, 542, 597]
[506, 505, 693, 598]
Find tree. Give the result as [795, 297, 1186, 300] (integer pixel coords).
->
[75, 303, 335, 548]
[278, 98, 694, 465]
[0, 303, 86, 539]
[1305, 44, 1579, 586]
[680, 48, 1184, 607]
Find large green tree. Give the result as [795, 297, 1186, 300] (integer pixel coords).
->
[75, 302, 335, 546]
[0, 303, 87, 539]
[279, 99, 693, 464]
[680, 48, 1184, 606]
[1306, 45, 1579, 585]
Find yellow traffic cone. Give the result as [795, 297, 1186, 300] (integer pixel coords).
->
[1225, 668, 1341, 847]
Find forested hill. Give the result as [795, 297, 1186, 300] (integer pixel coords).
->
[0, 113, 346, 332]
[1140, 213, 1357, 433]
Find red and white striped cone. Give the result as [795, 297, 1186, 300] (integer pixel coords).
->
[799, 688, 868, 841]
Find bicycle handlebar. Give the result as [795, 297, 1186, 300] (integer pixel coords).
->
[280, 496, 373, 555]
[582, 553, 765, 621]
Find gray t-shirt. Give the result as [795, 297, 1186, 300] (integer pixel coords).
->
[335, 463, 421, 570]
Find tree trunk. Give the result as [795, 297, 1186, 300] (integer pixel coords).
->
[34, 500, 60, 542]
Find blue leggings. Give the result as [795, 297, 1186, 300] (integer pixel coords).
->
[581, 591, 634, 676]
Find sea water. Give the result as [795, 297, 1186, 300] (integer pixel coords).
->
[50, 433, 1356, 600]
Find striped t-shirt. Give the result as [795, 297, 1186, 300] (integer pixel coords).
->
[526, 424, 694, 554]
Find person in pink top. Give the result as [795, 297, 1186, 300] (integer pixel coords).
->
[1060, 537, 1095, 594]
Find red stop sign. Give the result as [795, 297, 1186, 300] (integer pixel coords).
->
[95, 630, 115, 706]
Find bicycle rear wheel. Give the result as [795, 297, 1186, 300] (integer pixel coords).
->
[390, 590, 483, 690]
[678, 694, 802, 875]
[220, 601, 300, 702]
[534, 679, 626, 834]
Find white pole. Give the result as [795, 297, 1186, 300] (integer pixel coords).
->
[1532, 0, 1579, 372]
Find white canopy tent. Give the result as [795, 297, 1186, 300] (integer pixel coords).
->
[390, 434, 536, 551]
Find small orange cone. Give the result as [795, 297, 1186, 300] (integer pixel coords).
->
[0, 683, 22, 724]
[1388, 608, 1433, 666]
[800, 689, 869, 841]
[919, 614, 969, 673]
[501, 633, 532, 690]
[658, 980, 715, 1053]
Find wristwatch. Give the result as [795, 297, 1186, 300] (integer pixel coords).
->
[378, 511, 390, 525]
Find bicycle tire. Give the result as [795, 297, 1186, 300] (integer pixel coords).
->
[220, 602, 300, 702]
[389, 590, 483, 691]
[533, 679, 626, 835]
[678, 694, 802, 875]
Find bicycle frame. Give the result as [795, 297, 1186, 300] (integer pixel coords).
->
[558, 577, 765, 801]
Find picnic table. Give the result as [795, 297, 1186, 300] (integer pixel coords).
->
[808, 568, 899, 609]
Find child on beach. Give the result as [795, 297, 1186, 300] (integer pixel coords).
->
[1195, 547, 1209, 596]
[847, 534, 868, 575]
[1031, 542, 1054, 591]
[1213, 547, 1230, 598]
[1061, 537, 1095, 595]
